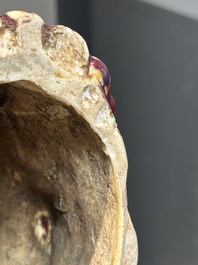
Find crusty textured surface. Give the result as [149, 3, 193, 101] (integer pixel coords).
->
[0, 11, 138, 264]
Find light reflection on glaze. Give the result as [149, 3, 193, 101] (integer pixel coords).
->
[89, 56, 115, 113]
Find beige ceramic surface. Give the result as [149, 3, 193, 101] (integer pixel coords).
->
[0, 11, 138, 265]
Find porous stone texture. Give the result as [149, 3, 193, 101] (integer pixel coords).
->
[0, 11, 138, 265]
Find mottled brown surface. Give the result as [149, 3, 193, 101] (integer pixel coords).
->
[0, 13, 18, 31]
[0, 81, 118, 265]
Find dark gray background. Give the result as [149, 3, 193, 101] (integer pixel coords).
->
[2, 1, 198, 264]
[58, 1, 198, 264]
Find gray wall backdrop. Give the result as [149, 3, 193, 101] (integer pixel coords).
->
[0, 0, 57, 25]
[58, 1, 198, 264]
[90, 1, 198, 265]
[1, 1, 198, 264]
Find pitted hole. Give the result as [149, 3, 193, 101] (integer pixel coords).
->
[34, 211, 51, 246]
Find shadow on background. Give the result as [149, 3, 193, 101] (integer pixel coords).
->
[57, 0, 93, 52]
[59, 1, 198, 264]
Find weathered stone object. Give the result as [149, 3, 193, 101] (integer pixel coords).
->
[0, 11, 138, 265]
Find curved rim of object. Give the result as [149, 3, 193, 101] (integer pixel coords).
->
[0, 10, 138, 264]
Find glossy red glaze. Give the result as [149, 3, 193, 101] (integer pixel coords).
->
[89, 56, 115, 113]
